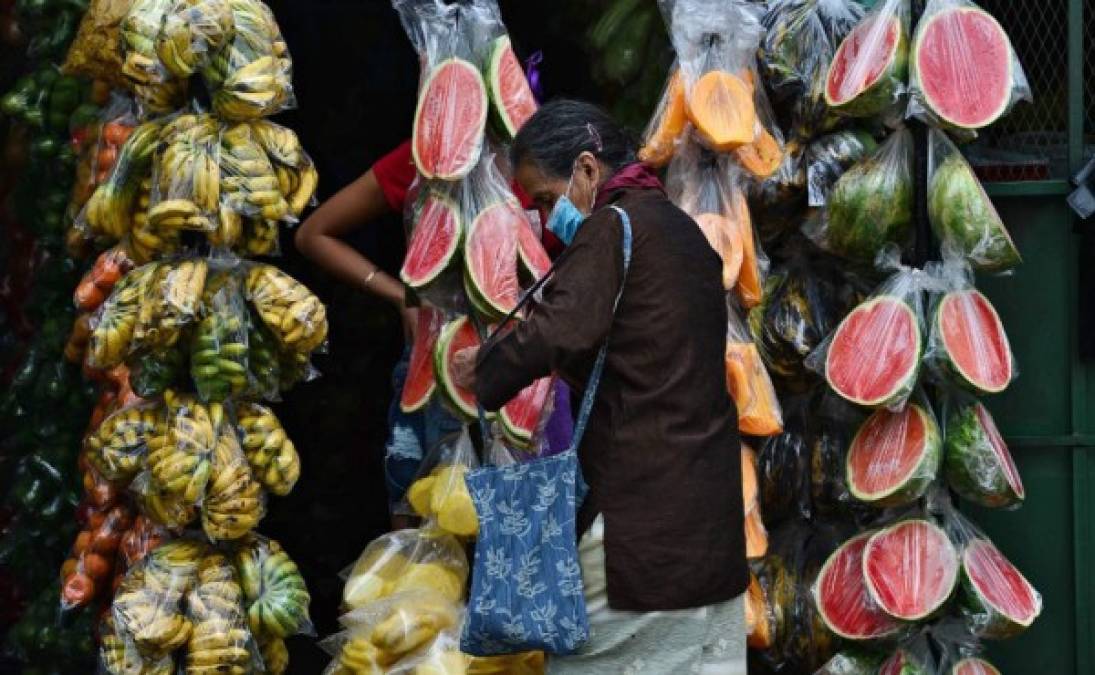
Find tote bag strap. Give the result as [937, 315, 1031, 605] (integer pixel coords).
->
[476, 206, 633, 455]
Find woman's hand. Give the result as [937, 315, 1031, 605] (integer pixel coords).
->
[451, 346, 479, 389]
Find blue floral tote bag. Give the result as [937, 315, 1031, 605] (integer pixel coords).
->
[460, 206, 633, 656]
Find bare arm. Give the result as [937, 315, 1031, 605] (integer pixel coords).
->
[293, 169, 407, 307]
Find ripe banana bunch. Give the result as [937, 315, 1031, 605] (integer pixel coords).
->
[250, 120, 318, 217]
[121, 0, 188, 113]
[210, 202, 243, 248]
[241, 216, 279, 256]
[88, 264, 159, 368]
[85, 121, 163, 241]
[147, 391, 219, 506]
[221, 123, 290, 222]
[235, 536, 311, 639]
[85, 403, 163, 483]
[258, 637, 289, 675]
[137, 481, 198, 530]
[207, 0, 292, 120]
[236, 402, 300, 496]
[184, 553, 251, 675]
[113, 573, 193, 657]
[131, 259, 206, 352]
[150, 116, 220, 233]
[100, 614, 176, 675]
[191, 273, 249, 402]
[202, 424, 264, 541]
[129, 178, 183, 264]
[157, 0, 236, 79]
[246, 264, 328, 355]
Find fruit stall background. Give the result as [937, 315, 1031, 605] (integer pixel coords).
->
[0, 0, 1092, 672]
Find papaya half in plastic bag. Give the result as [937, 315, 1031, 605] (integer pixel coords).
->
[725, 298, 782, 436]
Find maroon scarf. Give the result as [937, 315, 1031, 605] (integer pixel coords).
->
[593, 162, 665, 211]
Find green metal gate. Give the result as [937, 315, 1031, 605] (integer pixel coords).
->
[967, 0, 1092, 671]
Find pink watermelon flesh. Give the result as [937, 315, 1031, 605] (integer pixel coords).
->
[439, 317, 481, 418]
[878, 651, 909, 675]
[400, 307, 442, 413]
[826, 297, 919, 406]
[826, 16, 900, 104]
[915, 8, 1012, 129]
[516, 218, 551, 280]
[864, 519, 958, 620]
[952, 657, 1001, 675]
[413, 59, 487, 180]
[401, 193, 461, 287]
[939, 290, 1012, 392]
[847, 404, 928, 500]
[501, 376, 553, 446]
[964, 538, 1040, 626]
[490, 36, 537, 136]
[815, 533, 902, 640]
[465, 203, 522, 317]
[974, 403, 1025, 498]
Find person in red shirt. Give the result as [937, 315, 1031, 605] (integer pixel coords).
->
[295, 140, 561, 527]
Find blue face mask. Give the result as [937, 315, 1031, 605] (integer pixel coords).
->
[545, 170, 592, 246]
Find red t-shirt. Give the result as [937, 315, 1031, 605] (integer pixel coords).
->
[372, 140, 563, 258]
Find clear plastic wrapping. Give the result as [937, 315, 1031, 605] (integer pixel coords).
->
[805, 128, 912, 264]
[245, 263, 328, 357]
[146, 391, 219, 511]
[183, 552, 252, 674]
[403, 429, 480, 538]
[132, 259, 209, 354]
[190, 269, 250, 402]
[80, 116, 160, 240]
[75, 246, 135, 313]
[61, 502, 134, 610]
[235, 401, 300, 497]
[340, 529, 468, 612]
[925, 258, 1016, 395]
[220, 122, 292, 227]
[85, 399, 162, 484]
[157, 0, 235, 79]
[87, 261, 160, 370]
[742, 444, 768, 559]
[149, 113, 221, 234]
[725, 299, 783, 437]
[927, 129, 1021, 272]
[809, 252, 937, 410]
[63, 0, 132, 87]
[205, 0, 295, 120]
[805, 128, 877, 207]
[941, 390, 1024, 509]
[823, 0, 909, 120]
[120, 0, 189, 114]
[202, 420, 265, 541]
[638, 65, 688, 167]
[234, 534, 313, 639]
[907, 0, 1031, 132]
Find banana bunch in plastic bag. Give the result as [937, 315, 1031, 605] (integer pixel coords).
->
[83, 120, 162, 242]
[150, 113, 221, 234]
[202, 422, 265, 541]
[205, 0, 293, 120]
[85, 401, 164, 483]
[235, 535, 312, 640]
[157, 0, 235, 79]
[147, 391, 219, 509]
[131, 259, 208, 352]
[120, 0, 188, 113]
[87, 263, 160, 368]
[190, 271, 250, 402]
[235, 401, 299, 496]
[100, 613, 176, 675]
[246, 263, 327, 356]
[183, 553, 252, 674]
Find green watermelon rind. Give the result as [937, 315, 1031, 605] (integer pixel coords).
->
[944, 401, 1024, 508]
[432, 316, 479, 421]
[463, 203, 519, 321]
[880, 648, 930, 675]
[825, 296, 921, 408]
[959, 539, 1041, 639]
[912, 7, 1014, 131]
[400, 192, 463, 289]
[951, 657, 1002, 675]
[824, 144, 913, 262]
[824, 15, 908, 118]
[412, 58, 488, 181]
[934, 289, 1014, 395]
[814, 532, 902, 641]
[846, 404, 941, 506]
[863, 519, 959, 622]
[928, 155, 1021, 273]
[487, 35, 535, 140]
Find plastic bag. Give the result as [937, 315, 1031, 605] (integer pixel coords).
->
[250, 119, 320, 218]
[805, 128, 877, 207]
[202, 420, 265, 542]
[935, 493, 1042, 638]
[246, 312, 282, 400]
[927, 129, 1021, 272]
[322, 591, 463, 674]
[75, 246, 135, 313]
[907, 0, 1031, 132]
[742, 444, 768, 559]
[234, 534, 313, 639]
[132, 259, 209, 353]
[82, 119, 162, 242]
[747, 140, 808, 242]
[100, 613, 176, 675]
[65, 312, 95, 365]
[129, 178, 183, 264]
[843, 389, 941, 508]
[235, 401, 300, 497]
[146, 391, 219, 510]
[61, 503, 134, 610]
[667, 137, 746, 290]
[756, 395, 814, 524]
[823, 0, 909, 120]
[638, 65, 688, 167]
[220, 121, 293, 229]
[132, 470, 199, 530]
[119, 515, 169, 572]
[129, 346, 186, 399]
[925, 258, 1016, 395]
[157, 0, 235, 78]
[807, 387, 866, 518]
[403, 429, 480, 538]
[245, 263, 328, 356]
[340, 528, 468, 612]
[941, 390, 1024, 509]
[120, 0, 189, 114]
[725, 299, 783, 437]
[204, 0, 295, 120]
[84, 399, 162, 484]
[759, 0, 865, 139]
[149, 113, 221, 234]
[190, 269, 250, 402]
[63, 0, 133, 87]
[87, 262, 160, 369]
[183, 552, 254, 674]
[808, 251, 936, 410]
[805, 128, 913, 264]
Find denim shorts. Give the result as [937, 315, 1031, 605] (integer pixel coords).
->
[384, 348, 462, 509]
